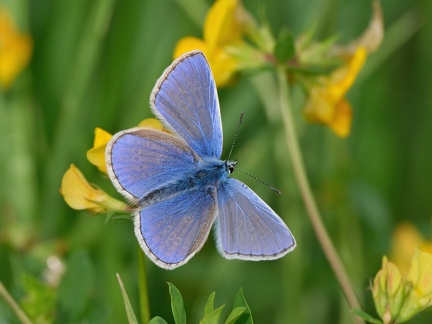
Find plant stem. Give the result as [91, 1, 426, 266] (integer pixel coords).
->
[276, 66, 362, 323]
[0, 281, 32, 324]
[137, 245, 150, 323]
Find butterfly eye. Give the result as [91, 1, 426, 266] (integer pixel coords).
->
[227, 160, 238, 174]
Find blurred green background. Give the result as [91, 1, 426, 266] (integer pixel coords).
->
[1, 0, 431, 323]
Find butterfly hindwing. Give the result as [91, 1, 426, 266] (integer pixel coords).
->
[150, 51, 223, 159]
[215, 178, 296, 260]
[135, 186, 218, 269]
[106, 128, 200, 203]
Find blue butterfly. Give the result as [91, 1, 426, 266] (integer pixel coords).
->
[106, 50, 296, 270]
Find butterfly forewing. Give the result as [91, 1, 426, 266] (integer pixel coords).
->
[215, 178, 296, 260]
[150, 51, 223, 159]
[106, 128, 200, 203]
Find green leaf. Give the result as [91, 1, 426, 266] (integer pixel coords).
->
[105, 212, 133, 223]
[204, 292, 216, 316]
[104, 211, 115, 223]
[231, 288, 253, 324]
[225, 307, 246, 324]
[168, 282, 187, 324]
[200, 304, 225, 324]
[137, 247, 150, 324]
[57, 250, 95, 320]
[352, 309, 382, 323]
[19, 273, 56, 324]
[116, 273, 138, 324]
[274, 28, 295, 63]
[149, 316, 169, 324]
[287, 64, 338, 76]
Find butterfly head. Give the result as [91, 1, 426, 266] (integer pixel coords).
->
[226, 160, 238, 174]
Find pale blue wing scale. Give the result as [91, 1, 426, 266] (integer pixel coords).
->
[106, 127, 200, 203]
[150, 51, 223, 158]
[134, 187, 217, 270]
[215, 178, 296, 260]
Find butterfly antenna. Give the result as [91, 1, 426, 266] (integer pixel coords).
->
[227, 111, 244, 161]
[226, 112, 280, 194]
[232, 165, 282, 195]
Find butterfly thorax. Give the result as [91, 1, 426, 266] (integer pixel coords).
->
[138, 159, 232, 207]
[194, 158, 236, 183]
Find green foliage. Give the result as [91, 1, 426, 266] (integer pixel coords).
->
[19, 273, 56, 324]
[154, 284, 253, 324]
[231, 288, 253, 324]
[117, 273, 138, 324]
[274, 28, 295, 63]
[168, 282, 187, 324]
[225, 307, 247, 324]
[200, 304, 226, 324]
[149, 316, 169, 324]
[57, 251, 95, 320]
[352, 309, 382, 324]
[204, 292, 217, 316]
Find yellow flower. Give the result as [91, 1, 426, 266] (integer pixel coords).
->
[60, 164, 127, 213]
[203, 0, 253, 50]
[391, 222, 432, 276]
[397, 249, 432, 322]
[372, 257, 411, 324]
[406, 249, 432, 307]
[63, 119, 169, 214]
[86, 118, 168, 174]
[0, 8, 32, 89]
[371, 249, 432, 323]
[137, 118, 166, 130]
[303, 47, 367, 137]
[302, 1, 383, 137]
[86, 128, 112, 174]
[174, 0, 265, 87]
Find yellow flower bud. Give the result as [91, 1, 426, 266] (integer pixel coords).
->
[372, 257, 411, 323]
[371, 249, 432, 323]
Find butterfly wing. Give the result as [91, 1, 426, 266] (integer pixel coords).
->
[135, 187, 217, 269]
[106, 127, 200, 203]
[215, 178, 296, 260]
[150, 50, 223, 159]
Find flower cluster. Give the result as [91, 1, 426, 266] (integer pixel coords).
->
[174, 0, 383, 137]
[0, 8, 32, 89]
[372, 249, 432, 323]
[60, 118, 168, 214]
